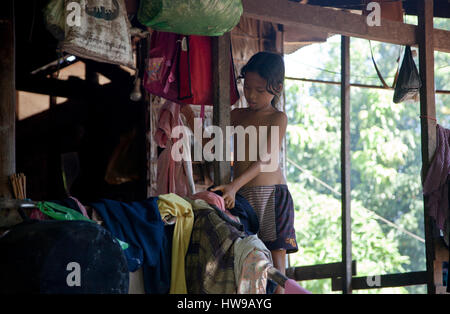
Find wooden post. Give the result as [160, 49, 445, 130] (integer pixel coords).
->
[0, 0, 15, 199]
[212, 33, 231, 186]
[341, 35, 352, 294]
[85, 60, 100, 85]
[418, 0, 437, 295]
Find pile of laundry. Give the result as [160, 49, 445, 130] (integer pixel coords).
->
[28, 190, 267, 294]
[29, 188, 309, 294]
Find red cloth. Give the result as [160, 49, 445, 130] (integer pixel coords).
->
[178, 35, 240, 107]
[284, 279, 312, 294]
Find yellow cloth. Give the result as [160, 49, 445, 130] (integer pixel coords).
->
[157, 193, 194, 294]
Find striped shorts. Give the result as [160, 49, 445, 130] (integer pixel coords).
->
[238, 184, 298, 254]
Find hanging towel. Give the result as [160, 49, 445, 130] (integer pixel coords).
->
[233, 235, 273, 294]
[155, 101, 194, 197]
[423, 124, 450, 230]
[157, 193, 194, 294]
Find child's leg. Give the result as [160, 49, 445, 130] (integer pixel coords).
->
[271, 249, 286, 294]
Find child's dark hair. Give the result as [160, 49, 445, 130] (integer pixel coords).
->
[239, 51, 285, 107]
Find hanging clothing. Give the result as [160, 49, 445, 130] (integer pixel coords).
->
[157, 193, 194, 294]
[89, 197, 171, 294]
[238, 249, 272, 294]
[191, 190, 239, 223]
[185, 198, 245, 294]
[423, 124, 450, 230]
[233, 234, 273, 294]
[154, 100, 194, 197]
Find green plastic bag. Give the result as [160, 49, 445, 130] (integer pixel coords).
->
[138, 0, 243, 36]
[43, 0, 66, 41]
[37, 201, 129, 250]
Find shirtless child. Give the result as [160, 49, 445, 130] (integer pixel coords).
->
[212, 52, 298, 294]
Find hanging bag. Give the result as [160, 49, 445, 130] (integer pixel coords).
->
[143, 31, 182, 102]
[62, 0, 135, 68]
[137, 0, 243, 36]
[393, 46, 422, 103]
[143, 31, 240, 110]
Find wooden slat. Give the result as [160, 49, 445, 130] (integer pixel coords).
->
[418, 0, 437, 295]
[286, 261, 357, 281]
[331, 271, 428, 291]
[212, 33, 232, 186]
[0, 0, 16, 199]
[241, 0, 450, 53]
[16, 75, 127, 100]
[341, 35, 352, 294]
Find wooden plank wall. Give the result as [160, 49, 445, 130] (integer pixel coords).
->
[0, 0, 15, 199]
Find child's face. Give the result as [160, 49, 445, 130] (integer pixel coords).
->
[243, 72, 275, 110]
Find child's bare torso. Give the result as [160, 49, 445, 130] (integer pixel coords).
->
[231, 107, 286, 188]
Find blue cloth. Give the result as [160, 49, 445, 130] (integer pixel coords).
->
[90, 197, 171, 294]
[208, 185, 259, 236]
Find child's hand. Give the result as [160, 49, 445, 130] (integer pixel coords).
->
[210, 184, 237, 209]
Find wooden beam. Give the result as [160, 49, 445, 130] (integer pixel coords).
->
[418, 0, 437, 295]
[0, 0, 15, 199]
[285, 76, 450, 94]
[341, 35, 352, 294]
[16, 75, 126, 101]
[212, 33, 232, 186]
[241, 0, 450, 53]
[286, 261, 357, 281]
[331, 271, 428, 291]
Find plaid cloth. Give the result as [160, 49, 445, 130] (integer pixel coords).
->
[185, 199, 245, 294]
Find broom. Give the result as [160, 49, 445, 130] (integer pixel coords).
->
[9, 173, 26, 200]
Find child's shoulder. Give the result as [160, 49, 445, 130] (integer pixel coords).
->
[269, 109, 288, 126]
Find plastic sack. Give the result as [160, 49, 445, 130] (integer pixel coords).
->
[44, 0, 66, 41]
[137, 0, 243, 36]
[393, 46, 422, 103]
[62, 0, 135, 68]
[0, 220, 129, 294]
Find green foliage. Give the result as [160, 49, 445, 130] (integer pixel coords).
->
[289, 182, 409, 294]
[283, 24, 450, 293]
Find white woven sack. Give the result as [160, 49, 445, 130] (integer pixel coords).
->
[62, 0, 134, 68]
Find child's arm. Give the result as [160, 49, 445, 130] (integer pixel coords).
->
[211, 112, 287, 209]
